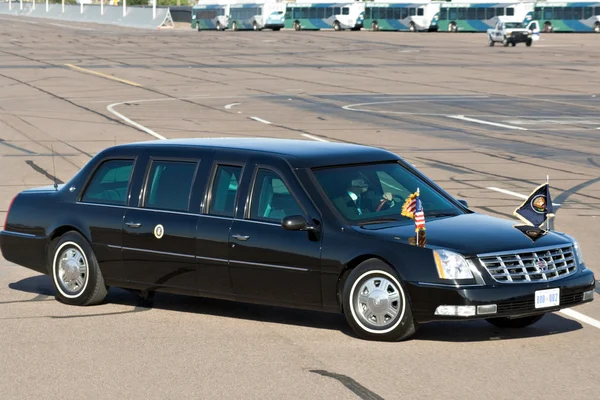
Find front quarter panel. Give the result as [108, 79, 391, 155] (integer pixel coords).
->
[320, 227, 442, 310]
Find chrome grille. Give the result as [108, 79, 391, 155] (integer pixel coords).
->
[478, 245, 576, 283]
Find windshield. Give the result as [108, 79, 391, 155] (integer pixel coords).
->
[505, 22, 523, 28]
[312, 162, 464, 224]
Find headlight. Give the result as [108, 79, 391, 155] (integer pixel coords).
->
[571, 238, 584, 264]
[433, 250, 474, 280]
[562, 234, 584, 265]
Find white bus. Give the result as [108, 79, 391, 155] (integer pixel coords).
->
[284, 2, 366, 31]
[364, 0, 441, 31]
[228, 1, 287, 31]
[436, 0, 535, 32]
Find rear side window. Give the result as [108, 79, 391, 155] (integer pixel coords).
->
[209, 165, 242, 217]
[144, 160, 197, 212]
[250, 169, 303, 223]
[81, 159, 134, 206]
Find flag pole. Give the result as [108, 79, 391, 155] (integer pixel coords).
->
[416, 187, 420, 247]
[546, 175, 549, 231]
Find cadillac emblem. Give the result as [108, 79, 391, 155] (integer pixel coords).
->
[531, 195, 547, 213]
[535, 257, 548, 273]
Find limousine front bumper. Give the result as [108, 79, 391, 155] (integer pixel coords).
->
[407, 267, 596, 323]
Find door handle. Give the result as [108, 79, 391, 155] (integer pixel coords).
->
[232, 234, 249, 241]
[126, 222, 142, 228]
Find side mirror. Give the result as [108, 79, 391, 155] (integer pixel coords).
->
[282, 215, 314, 231]
[457, 199, 469, 208]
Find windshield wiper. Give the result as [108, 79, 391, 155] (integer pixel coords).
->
[358, 217, 401, 226]
[425, 212, 458, 218]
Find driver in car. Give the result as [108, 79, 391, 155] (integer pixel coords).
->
[336, 177, 395, 218]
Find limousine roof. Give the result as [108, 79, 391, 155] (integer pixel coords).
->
[120, 138, 400, 168]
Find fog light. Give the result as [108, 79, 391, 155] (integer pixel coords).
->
[477, 304, 498, 315]
[435, 305, 457, 316]
[434, 305, 476, 317]
[456, 306, 476, 317]
[583, 290, 594, 301]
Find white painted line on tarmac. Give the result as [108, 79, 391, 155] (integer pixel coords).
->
[107, 101, 167, 140]
[559, 308, 600, 330]
[301, 134, 329, 142]
[448, 115, 528, 131]
[225, 102, 241, 110]
[487, 187, 561, 206]
[250, 116, 271, 125]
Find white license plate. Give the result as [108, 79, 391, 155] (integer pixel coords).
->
[535, 288, 560, 309]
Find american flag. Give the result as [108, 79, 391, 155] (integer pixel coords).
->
[401, 190, 426, 232]
[414, 196, 425, 231]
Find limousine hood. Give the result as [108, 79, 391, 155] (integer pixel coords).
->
[353, 213, 573, 256]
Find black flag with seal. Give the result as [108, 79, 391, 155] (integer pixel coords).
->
[513, 182, 555, 228]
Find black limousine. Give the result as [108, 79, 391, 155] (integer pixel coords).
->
[0, 138, 595, 341]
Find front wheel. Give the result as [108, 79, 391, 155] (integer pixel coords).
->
[594, 23, 600, 33]
[526, 39, 532, 47]
[342, 259, 416, 341]
[486, 314, 545, 329]
[49, 231, 107, 306]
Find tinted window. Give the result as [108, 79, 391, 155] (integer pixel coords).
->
[81, 160, 133, 206]
[209, 165, 242, 217]
[312, 162, 462, 222]
[144, 160, 197, 212]
[250, 170, 303, 223]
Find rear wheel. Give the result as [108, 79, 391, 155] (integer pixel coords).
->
[486, 314, 545, 329]
[334, 21, 341, 31]
[409, 22, 416, 32]
[594, 22, 600, 33]
[511, 42, 516, 47]
[342, 259, 416, 341]
[49, 231, 107, 306]
[526, 39, 532, 47]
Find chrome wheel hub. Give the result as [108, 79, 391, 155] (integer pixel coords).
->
[57, 247, 87, 294]
[355, 277, 401, 328]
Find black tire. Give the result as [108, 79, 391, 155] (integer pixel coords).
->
[49, 231, 107, 306]
[526, 39, 532, 47]
[486, 314, 545, 329]
[511, 42, 516, 47]
[342, 259, 416, 341]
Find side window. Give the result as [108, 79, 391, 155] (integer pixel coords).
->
[144, 160, 197, 212]
[342, 7, 349, 15]
[81, 159, 134, 206]
[209, 165, 242, 217]
[250, 169, 303, 223]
